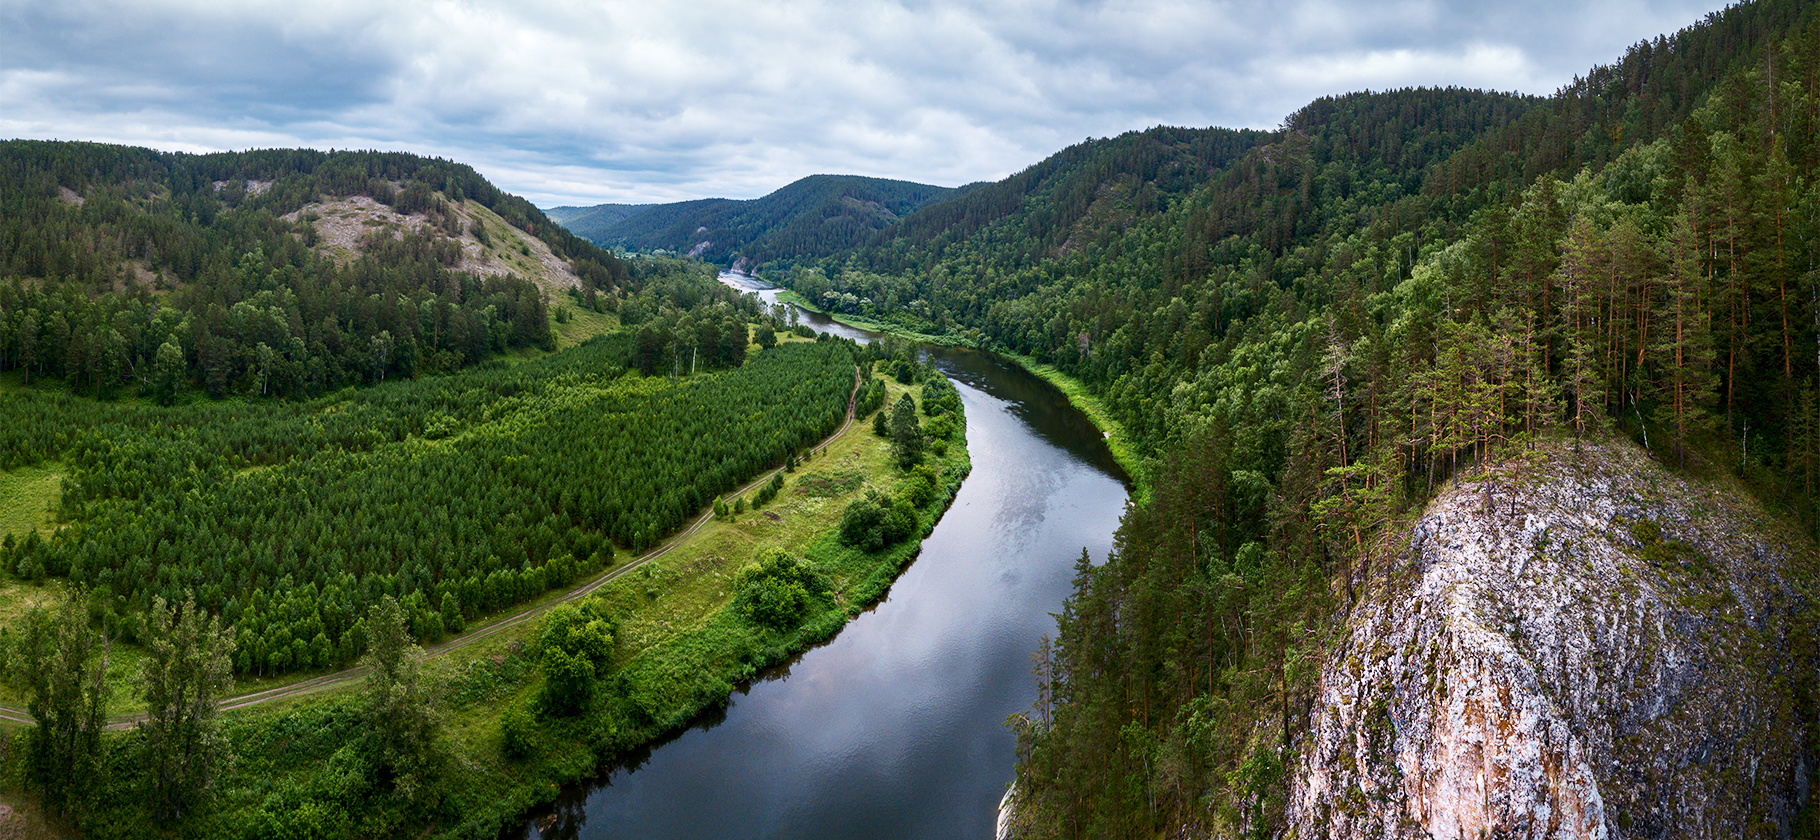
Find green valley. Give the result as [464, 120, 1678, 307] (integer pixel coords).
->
[4, 0, 1820, 836]
[0, 144, 973, 838]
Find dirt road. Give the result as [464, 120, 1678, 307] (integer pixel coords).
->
[0, 366, 862, 731]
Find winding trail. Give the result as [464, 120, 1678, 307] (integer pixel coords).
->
[0, 364, 862, 732]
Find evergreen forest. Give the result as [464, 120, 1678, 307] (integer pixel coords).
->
[557, 174, 969, 265]
[2, 0, 1819, 835]
[0, 142, 635, 398]
[735, 1, 1820, 835]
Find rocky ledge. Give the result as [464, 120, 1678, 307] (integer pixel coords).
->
[1286, 438, 1817, 839]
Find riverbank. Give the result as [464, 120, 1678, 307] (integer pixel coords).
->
[433, 369, 972, 839]
[995, 351, 1147, 501]
[510, 324, 1131, 839]
[776, 288, 1148, 499]
[2, 344, 971, 839]
[775, 290, 977, 348]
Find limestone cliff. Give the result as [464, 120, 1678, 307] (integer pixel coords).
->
[1286, 439, 1818, 839]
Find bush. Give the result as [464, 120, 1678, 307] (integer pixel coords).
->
[499, 704, 535, 760]
[901, 467, 938, 508]
[838, 490, 919, 552]
[733, 548, 829, 631]
[536, 601, 615, 716]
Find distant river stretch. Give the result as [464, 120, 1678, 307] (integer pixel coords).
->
[511, 273, 1128, 840]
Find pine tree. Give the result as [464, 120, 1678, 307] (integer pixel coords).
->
[1656, 203, 1720, 467]
[1557, 216, 1609, 447]
[889, 393, 923, 469]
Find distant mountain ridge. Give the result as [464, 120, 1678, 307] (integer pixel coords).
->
[548, 174, 969, 266]
[546, 202, 653, 237]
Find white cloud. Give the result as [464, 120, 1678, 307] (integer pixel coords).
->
[0, 0, 1734, 206]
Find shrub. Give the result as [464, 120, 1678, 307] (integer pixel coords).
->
[838, 490, 919, 552]
[536, 601, 615, 716]
[901, 467, 938, 508]
[733, 548, 829, 631]
[499, 704, 535, 760]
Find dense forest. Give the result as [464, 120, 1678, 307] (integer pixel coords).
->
[0, 136, 981, 837]
[0, 325, 857, 677]
[0, 142, 638, 398]
[545, 202, 652, 238]
[745, 0, 1820, 835]
[556, 174, 969, 266]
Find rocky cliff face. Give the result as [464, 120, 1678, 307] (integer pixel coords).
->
[1286, 439, 1817, 839]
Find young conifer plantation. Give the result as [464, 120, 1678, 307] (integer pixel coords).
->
[0, 142, 960, 836]
[2, 0, 1819, 835]
[1, 333, 855, 676]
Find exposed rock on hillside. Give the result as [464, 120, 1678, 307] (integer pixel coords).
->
[1287, 439, 1817, 839]
[283, 193, 581, 298]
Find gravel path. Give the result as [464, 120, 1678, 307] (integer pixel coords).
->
[0, 366, 860, 731]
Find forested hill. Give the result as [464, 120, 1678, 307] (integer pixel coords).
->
[551, 174, 965, 266]
[546, 202, 653, 238]
[754, 0, 1820, 835]
[0, 142, 642, 398]
[860, 123, 1284, 267]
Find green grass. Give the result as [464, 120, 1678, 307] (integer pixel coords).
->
[553, 306, 619, 348]
[0, 464, 61, 540]
[298, 373, 974, 840]
[593, 376, 932, 663]
[776, 290, 1144, 496]
[998, 351, 1148, 499]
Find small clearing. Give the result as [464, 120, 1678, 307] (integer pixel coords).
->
[0, 465, 60, 540]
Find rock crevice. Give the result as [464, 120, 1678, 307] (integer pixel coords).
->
[1286, 440, 1816, 839]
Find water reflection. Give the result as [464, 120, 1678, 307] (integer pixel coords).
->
[513, 272, 1128, 839]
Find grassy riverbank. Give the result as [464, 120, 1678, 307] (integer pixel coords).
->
[995, 352, 1148, 501]
[7, 361, 968, 840]
[778, 290, 1148, 498]
[418, 374, 970, 840]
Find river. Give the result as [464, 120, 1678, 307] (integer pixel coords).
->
[511, 273, 1129, 839]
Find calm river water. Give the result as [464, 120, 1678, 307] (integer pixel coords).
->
[511, 274, 1128, 839]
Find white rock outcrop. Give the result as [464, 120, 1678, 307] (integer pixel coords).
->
[1286, 440, 1816, 839]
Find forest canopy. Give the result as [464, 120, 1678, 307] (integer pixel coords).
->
[0, 142, 640, 398]
[743, 1, 1820, 835]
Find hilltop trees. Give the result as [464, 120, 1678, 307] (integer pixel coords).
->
[0, 143, 656, 399]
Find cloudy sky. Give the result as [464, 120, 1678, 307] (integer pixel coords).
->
[3, 0, 1731, 206]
